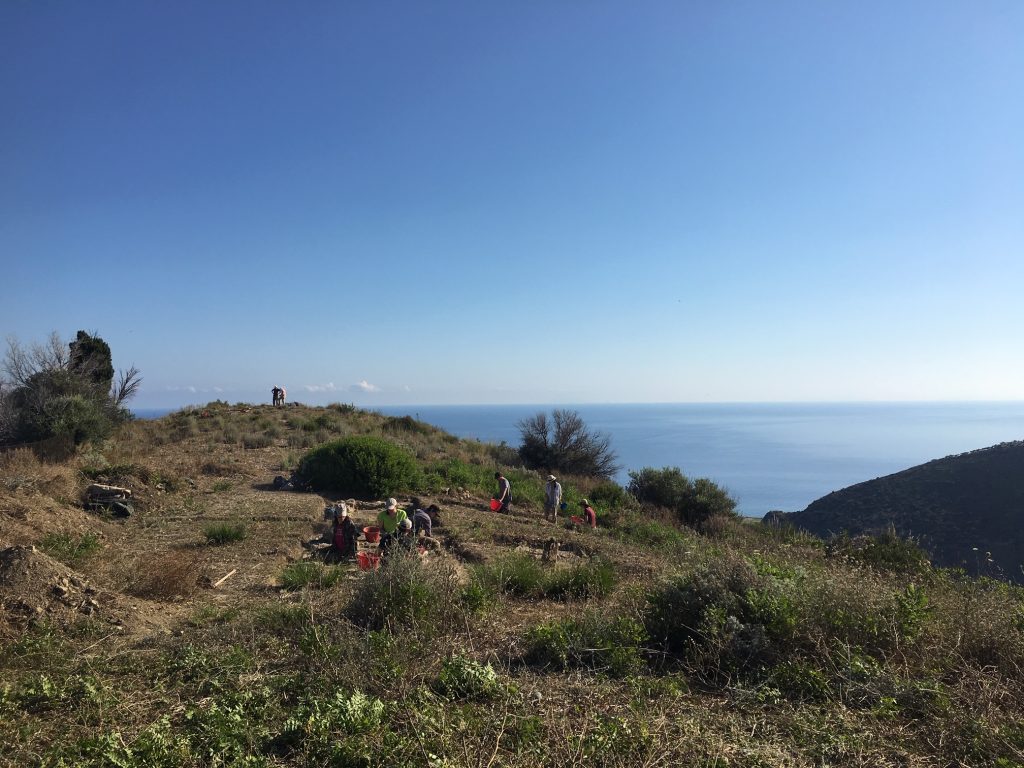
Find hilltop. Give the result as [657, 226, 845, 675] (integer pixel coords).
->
[2, 402, 1024, 766]
[775, 441, 1024, 581]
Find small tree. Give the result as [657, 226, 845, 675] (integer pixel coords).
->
[517, 409, 619, 479]
[0, 331, 141, 447]
[628, 466, 737, 527]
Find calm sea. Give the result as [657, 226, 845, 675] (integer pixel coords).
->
[134, 402, 1024, 517]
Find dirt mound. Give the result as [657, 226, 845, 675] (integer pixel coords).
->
[0, 545, 162, 641]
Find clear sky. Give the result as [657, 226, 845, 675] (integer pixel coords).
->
[2, 1, 1022, 408]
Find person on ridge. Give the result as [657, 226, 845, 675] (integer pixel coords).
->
[376, 497, 407, 556]
[272, 386, 281, 406]
[582, 498, 597, 529]
[494, 472, 511, 514]
[544, 474, 562, 522]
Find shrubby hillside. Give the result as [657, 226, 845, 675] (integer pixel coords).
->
[2, 402, 1024, 767]
[777, 441, 1024, 581]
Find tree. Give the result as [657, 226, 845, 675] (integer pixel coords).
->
[627, 466, 737, 526]
[0, 330, 142, 447]
[517, 409, 619, 479]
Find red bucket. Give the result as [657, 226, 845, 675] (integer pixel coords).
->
[489, 498, 501, 512]
[357, 552, 381, 571]
[570, 515, 584, 525]
[363, 525, 381, 543]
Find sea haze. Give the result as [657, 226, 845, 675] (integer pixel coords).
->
[134, 402, 1024, 517]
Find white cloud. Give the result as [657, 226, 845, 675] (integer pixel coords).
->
[352, 380, 380, 393]
[303, 382, 340, 393]
[164, 385, 222, 394]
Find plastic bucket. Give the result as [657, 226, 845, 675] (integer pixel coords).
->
[363, 526, 381, 543]
[357, 552, 381, 571]
[489, 498, 501, 512]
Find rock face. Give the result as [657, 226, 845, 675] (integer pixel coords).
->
[777, 441, 1024, 580]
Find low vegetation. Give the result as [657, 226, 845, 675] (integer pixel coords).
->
[3, 400, 1024, 767]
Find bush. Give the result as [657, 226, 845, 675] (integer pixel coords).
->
[298, 435, 420, 496]
[826, 527, 931, 575]
[517, 409, 619, 478]
[628, 466, 737, 527]
[436, 656, 507, 699]
[280, 690, 384, 766]
[472, 554, 617, 600]
[346, 549, 462, 632]
[644, 557, 789, 681]
[127, 551, 202, 600]
[280, 561, 343, 590]
[525, 613, 647, 676]
[588, 480, 633, 513]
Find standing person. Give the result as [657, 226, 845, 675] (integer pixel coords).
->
[582, 499, 597, 529]
[544, 475, 562, 522]
[494, 472, 511, 514]
[271, 386, 280, 406]
[376, 497, 407, 556]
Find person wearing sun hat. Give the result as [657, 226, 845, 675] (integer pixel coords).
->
[582, 499, 597, 529]
[375, 497, 407, 556]
[544, 474, 562, 522]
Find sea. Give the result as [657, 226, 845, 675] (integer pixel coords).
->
[133, 402, 1024, 518]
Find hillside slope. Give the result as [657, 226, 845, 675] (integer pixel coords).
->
[3, 403, 1024, 767]
[778, 441, 1024, 579]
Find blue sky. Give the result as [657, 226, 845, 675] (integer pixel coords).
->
[2, 1, 1022, 408]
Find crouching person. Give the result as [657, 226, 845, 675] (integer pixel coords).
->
[331, 505, 358, 559]
[377, 498, 407, 560]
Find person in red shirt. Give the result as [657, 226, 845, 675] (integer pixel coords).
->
[582, 499, 597, 528]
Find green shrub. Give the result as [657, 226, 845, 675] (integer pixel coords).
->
[279, 561, 343, 590]
[436, 656, 507, 699]
[383, 414, 432, 435]
[38, 531, 102, 566]
[346, 550, 462, 632]
[525, 613, 647, 676]
[544, 558, 617, 600]
[628, 466, 736, 526]
[241, 433, 273, 449]
[826, 528, 931, 574]
[473, 554, 617, 600]
[298, 435, 420, 495]
[474, 553, 547, 597]
[588, 480, 633, 513]
[280, 690, 384, 765]
[203, 522, 247, 546]
[644, 557, 784, 681]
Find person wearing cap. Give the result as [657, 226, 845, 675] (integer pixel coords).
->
[331, 504, 358, 559]
[494, 472, 512, 514]
[582, 499, 597, 529]
[544, 475, 562, 522]
[397, 517, 418, 552]
[376, 498, 407, 556]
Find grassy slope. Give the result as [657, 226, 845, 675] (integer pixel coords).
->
[0, 402, 1023, 767]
